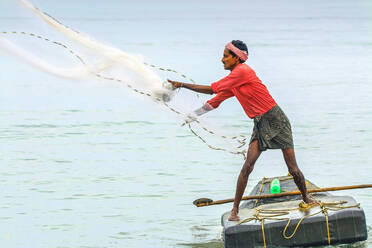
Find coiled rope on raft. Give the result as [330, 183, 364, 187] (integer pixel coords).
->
[0, 31, 248, 160]
[232, 176, 362, 247]
[237, 199, 361, 248]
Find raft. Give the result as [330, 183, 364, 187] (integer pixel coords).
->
[221, 176, 368, 247]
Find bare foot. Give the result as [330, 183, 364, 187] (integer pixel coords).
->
[304, 195, 319, 205]
[228, 210, 240, 221]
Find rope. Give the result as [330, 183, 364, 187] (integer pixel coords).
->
[237, 199, 361, 247]
[254, 176, 295, 208]
[187, 123, 247, 160]
[261, 219, 266, 248]
[0, 31, 248, 158]
[262, 175, 294, 184]
[1, 31, 86, 66]
[254, 177, 266, 208]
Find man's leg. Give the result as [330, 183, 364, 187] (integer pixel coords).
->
[229, 140, 262, 221]
[282, 148, 314, 203]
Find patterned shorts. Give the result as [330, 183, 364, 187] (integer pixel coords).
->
[250, 105, 294, 151]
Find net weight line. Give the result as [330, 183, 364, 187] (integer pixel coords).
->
[0, 31, 248, 159]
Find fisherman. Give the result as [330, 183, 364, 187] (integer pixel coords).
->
[168, 40, 316, 221]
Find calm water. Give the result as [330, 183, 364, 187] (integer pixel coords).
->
[1, 0, 372, 247]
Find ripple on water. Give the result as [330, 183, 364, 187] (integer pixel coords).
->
[42, 224, 74, 231]
[110, 232, 133, 240]
[13, 124, 58, 128]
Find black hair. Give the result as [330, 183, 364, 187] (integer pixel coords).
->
[228, 40, 248, 63]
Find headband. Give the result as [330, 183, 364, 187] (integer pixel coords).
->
[225, 42, 248, 62]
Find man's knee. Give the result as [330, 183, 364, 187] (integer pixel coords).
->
[288, 167, 301, 178]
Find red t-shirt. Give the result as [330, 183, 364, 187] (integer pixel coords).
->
[207, 64, 277, 119]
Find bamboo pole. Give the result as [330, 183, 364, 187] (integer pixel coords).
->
[194, 184, 372, 207]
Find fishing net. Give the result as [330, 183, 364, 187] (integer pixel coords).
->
[0, 0, 249, 158]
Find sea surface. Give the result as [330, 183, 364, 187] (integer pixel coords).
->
[1, 0, 372, 247]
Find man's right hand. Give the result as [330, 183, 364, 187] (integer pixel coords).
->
[167, 79, 182, 89]
[167, 80, 213, 95]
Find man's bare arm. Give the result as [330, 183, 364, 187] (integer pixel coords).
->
[167, 80, 214, 95]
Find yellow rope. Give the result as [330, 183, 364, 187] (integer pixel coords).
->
[325, 210, 330, 245]
[254, 176, 295, 207]
[262, 175, 294, 184]
[261, 219, 266, 248]
[254, 177, 267, 208]
[282, 207, 323, 239]
[237, 200, 361, 248]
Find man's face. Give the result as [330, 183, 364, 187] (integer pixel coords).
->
[221, 48, 240, 71]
